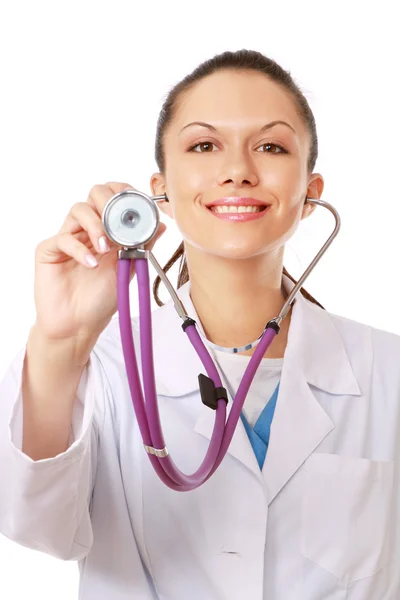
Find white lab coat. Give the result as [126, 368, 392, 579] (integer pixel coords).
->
[1, 273, 400, 600]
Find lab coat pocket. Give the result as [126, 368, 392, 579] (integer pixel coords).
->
[300, 453, 394, 584]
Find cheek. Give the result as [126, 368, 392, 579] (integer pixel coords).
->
[165, 172, 211, 220]
[180, 170, 214, 194]
[172, 204, 199, 234]
[271, 168, 306, 209]
[168, 153, 216, 191]
[265, 157, 302, 183]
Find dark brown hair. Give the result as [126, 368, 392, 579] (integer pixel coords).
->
[152, 49, 325, 310]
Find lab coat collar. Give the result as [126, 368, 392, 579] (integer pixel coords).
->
[152, 273, 360, 398]
[150, 274, 361, 501]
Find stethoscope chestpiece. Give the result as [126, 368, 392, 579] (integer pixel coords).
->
[102, 189, 159, 249]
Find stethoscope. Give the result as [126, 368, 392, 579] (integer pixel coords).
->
[102, 190, 340, 491]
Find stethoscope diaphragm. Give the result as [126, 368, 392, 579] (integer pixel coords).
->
[102, 189, 159, 249]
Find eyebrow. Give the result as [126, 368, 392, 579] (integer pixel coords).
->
[179, 120, 296, 135]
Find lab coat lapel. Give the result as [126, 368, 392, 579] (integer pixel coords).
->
[261, 279, 362, 503]
[151, 274, 362, 498]
[262, 359, 335, 504]
[193, 356, 266, 482]
[151, 281, 266, 483]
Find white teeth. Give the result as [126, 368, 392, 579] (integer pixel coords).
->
[211, 205, 264, 213]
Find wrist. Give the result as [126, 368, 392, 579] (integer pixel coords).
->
[29, 323, 97, 368]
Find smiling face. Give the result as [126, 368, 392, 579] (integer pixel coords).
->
[151, 68, 323, 261]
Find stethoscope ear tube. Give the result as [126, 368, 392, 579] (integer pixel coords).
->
[107, 190, 341, 491]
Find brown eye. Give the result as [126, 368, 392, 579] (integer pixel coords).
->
[189, 142, 217, 153]
[257, 143, 286, 154]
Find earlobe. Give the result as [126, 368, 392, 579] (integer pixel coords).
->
[307, 203, 317, 217]
[158, 201, 175, 220]
[301, 197, 316, 220]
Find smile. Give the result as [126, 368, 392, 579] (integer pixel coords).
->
[210, 205, 265, 214]
[207, 205, 270, 221]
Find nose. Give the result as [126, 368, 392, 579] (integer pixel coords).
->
[216, 149, 259, 188]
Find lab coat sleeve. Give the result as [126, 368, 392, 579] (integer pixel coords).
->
[0, 341, 103, 561]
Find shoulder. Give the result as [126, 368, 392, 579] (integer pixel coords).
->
[324, 305, 400, 372]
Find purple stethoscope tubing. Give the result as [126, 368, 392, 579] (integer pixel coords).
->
[103, 191, 341, 491]
[118, 256, 278, 491]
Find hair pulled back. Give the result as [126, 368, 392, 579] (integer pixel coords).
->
[153, 49, 324, 310]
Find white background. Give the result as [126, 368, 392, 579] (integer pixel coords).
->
[0, 0, 399, 598]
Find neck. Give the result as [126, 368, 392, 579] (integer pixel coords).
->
[186, 246, 292, 359]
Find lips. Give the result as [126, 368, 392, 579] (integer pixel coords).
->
[207, 204, 271, 222]
[205, 197, 271, 209]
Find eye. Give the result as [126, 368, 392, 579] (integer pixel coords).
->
[187, 141, 288, 154]
[256, 143, 287, 154]
[188, 141, 217, 153]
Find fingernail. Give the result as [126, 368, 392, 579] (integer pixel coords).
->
[85, 254, 98, 267]
[98, 236, 110, 253]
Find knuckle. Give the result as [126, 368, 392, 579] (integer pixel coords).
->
[36, 236, 47, 249]
[55, 231, 67, 245]
[70, 201, 86, 214]
[35, 240, 46, 255]
[73, 202, 96, 223]
[106, 182, 136, 192]
[89, 183, 103, 196]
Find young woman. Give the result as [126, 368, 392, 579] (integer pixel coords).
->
[1, 49, 399, 600]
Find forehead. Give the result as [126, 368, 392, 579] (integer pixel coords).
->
[171, 69, 305, 134]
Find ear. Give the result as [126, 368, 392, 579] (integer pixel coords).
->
[301, 173, 325, 220]
[150, 172, 175, 220]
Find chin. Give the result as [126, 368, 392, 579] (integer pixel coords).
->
[207, 243, 269, 261]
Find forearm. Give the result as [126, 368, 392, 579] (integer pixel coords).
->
[21, 324, 95, 461]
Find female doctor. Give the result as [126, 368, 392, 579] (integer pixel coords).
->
[1, 49, 400, 600]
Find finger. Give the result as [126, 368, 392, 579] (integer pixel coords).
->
[105, 182, 136, 194]
[37, 233, 100, 269]
[87, 182, 136, 217]
[59, 203, 111, 255]
[86, 183, 137, 250]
